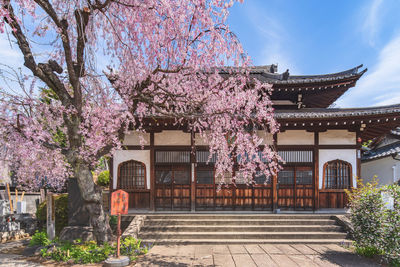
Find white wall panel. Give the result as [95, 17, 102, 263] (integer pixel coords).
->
[122, 132, 150, 146]
[112, 150, 150, 189]
[155, 130, 191, 146]
[319, 149, 357, 189]
[277, 130, 314, 145]
[319, 130, 356, 145]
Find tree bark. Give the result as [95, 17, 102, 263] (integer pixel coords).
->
[74, 163, 113, 243]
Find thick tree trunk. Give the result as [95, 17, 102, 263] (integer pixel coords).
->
[74, 164, 113, 243]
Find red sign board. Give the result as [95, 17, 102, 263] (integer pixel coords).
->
[110, 190, 129, 215]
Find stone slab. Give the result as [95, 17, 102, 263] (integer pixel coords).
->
[245, 244, 265, 254]
[232, 254, 257, 267]
[307, 244, 330, 254]
[270, 254, 298, 267]
[212, 245, 230, 254]
[259, 244, 283, 254]
[228, 244, 247, 254]
[288, 254, 319, 266]
[291, 244, 318, 255]
[213, 254, 235, 267]
[250, 253, 278, 267]
[275, 244, 302, 255]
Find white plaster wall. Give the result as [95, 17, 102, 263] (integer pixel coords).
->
[362, 157, 400, 186]
[113, 150, 151, 189]
[256, 131, 274, 145]
[195, 131, 273, 146]
[195, 132, 209, 146]
[277, 130, 314, 145]
[319, 130, 356, 145]
[155, 130, 191, 146]
[122, 132, 150, 146]
[319, 149, 357, 189]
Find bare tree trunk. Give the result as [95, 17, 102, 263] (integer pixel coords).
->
[75, 164, 113, 243]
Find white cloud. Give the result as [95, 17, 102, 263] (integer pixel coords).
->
[244, 3, 300, 74]
[336, 34, 400, 107]
[361, 0, 384, 46]
[0, 34, 23, 68]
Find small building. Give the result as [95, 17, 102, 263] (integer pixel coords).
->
[110, 65, 400, 211]
[361, 128, 400, 186]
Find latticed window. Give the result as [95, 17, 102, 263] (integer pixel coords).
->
[323, 160, 351, 189]
[118, 160, 146, 189]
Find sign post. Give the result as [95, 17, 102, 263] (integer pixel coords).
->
[105, 189, 129, 267]
[46, 192, 55, 240]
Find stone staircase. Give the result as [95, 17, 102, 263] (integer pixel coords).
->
[136, 214, 350, 245]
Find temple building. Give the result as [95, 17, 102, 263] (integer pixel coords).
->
[110, 64, 400, 212]
[362, 127, 400, 185]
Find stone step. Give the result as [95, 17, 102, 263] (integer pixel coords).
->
[140, 225, 343, 232]
[145, 219, 336, 226]
[138, 231, 347, 240]
[140, 238, 352, 245]
[145, 214, 333, 220]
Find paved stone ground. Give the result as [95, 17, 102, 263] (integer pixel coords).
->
[135, 244, 382, 267]
[0, 240, 44, 267]
[0, 253, 44, 267]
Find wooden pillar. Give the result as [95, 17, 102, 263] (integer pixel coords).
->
[314, 132, 319, 211]
[150, 132, 155, 211]
[272, 133, 278, 211]
[356, 131, 361, 186]
[190, 132, 196, 211]
[108, 157, 114, 211]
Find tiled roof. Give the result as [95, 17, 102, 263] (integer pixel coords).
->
[249, 64, 367, 85]
[391, 127, 400, 136]
[275, 104, 400, 119]
[362, 142, 400, 161]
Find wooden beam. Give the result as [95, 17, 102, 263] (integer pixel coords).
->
[314, 132, 319, 210]
[190, 131, 196, 211]
[272, 133, 278, 211]
[149, 132, 155, 211]
[356, 131, 361, 186]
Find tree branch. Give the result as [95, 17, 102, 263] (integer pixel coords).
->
[33, 0, 82, 112]
[2, 0, 73, 108]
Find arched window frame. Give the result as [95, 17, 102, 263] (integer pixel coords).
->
[117, 160, 146, 190]
[322, 159, 352, 190]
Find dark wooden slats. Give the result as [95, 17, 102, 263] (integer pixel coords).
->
[277, 166, 314, 210]
[155, 165, 191, 211]
[194, 166, 273, 211]
[323, 160, 351, 189]
[119, 160, 146, 189]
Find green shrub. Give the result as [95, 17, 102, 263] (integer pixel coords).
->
[29, 231, 51, 247]
[40, 237, 149, 263]
[109, 215, 117, 226]
[354, 246, 382, 258]
[97, 170, 110, 187]
[36, 194, 68, 235]
[346, 178, 386, 253]
[347, 179, 400, 265]
[381, 185, 400, 266]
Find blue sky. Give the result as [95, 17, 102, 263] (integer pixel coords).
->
[1, 0, 400, 108]
[227, 0, 400, 107]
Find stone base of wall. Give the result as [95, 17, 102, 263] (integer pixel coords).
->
[0, 230, 29, 243]
[122, 215, 146, 238]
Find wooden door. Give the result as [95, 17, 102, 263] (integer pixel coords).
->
[195, 166, 273, 211]
[277, 166, 314, 210]
[155, 165, 191, 211]
[195, 167, 215, 210]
